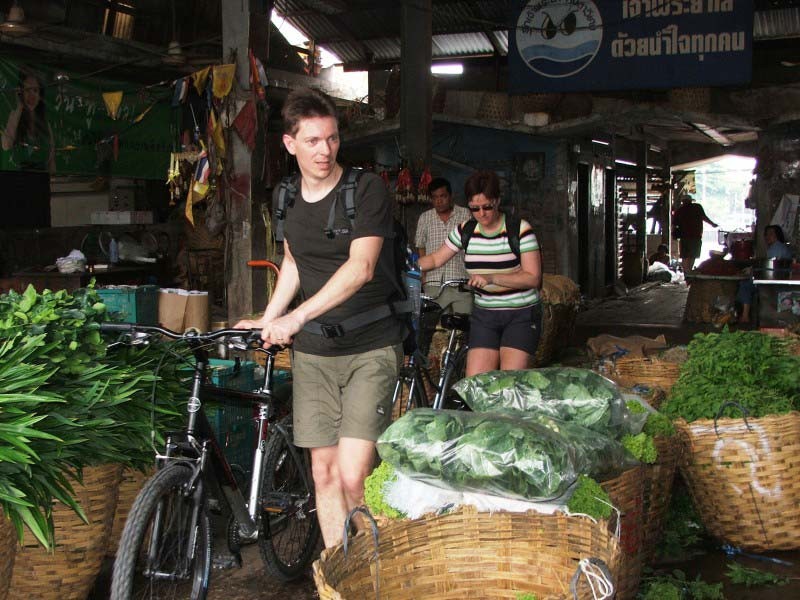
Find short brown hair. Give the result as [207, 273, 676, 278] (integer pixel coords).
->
[464, 170, 500, 202]
[281, 87, 338, 135]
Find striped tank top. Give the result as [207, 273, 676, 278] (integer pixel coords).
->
[445, 215, 541, 309]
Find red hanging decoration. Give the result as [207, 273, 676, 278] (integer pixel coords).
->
[417, 167, 432, 205]
[395, 167, 414, 205]
[380, 170, 390, 188]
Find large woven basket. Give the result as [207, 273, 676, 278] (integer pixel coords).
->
[600, 467, 644, 600]
[107, 466, 153, 556]
[611, 356, 681, 393]
[313, 506, 620, 600]
[532, 303, 578, 367]
[0, 508, 16, 600]
[641, 436, 680, 565]
[675, 412, 800, 552]
[683, 278, 738, 323]
[9, 463, 122, 600]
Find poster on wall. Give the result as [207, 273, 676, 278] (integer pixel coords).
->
[508, 0, 753, 93]
[0, 59, 176, 179]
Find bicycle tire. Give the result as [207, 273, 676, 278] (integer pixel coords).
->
[258, 415, 321, 581]
[436, 344, 469, 410]
[111, 464, 211, 600]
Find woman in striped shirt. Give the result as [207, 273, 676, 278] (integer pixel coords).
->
[418, 170, 543, 376]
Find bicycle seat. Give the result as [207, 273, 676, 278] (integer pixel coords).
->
[440, 313, 470, 332]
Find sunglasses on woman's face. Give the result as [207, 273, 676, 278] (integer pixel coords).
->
[468, 204, 495, 213]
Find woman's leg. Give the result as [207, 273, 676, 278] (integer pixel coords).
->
[499, 346, 530, 370]
[466, 347, 499, 376]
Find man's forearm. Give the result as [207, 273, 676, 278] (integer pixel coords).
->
[292, 255, 374, 325]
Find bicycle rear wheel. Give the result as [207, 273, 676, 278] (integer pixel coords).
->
[258, 415, 321, 581]
[111, 464, 211, 600]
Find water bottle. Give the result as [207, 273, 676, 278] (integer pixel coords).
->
[109, 237, 119, 264]
[404, 254, 422, 329]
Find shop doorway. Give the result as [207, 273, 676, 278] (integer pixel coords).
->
[671, 155, 757, 263]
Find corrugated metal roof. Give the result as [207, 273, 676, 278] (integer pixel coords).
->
[273, 2, 800, 68]
[755, 7, 800, 39]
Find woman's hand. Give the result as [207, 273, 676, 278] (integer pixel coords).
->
[468, 274, 492, 289]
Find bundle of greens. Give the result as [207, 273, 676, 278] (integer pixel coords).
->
[663, 328, 800, 422]
[363, 462, 405, 519]
[0, 285, 185, 547]
[452, 367, 643, 435]
[377, 408, 634, 501]
[565, 475, 612, 519]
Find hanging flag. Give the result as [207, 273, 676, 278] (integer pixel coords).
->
[232, 99, 257, 150]
[102, 91, 123, 120]
[192, 67, 211, 96]
[248, 50, 266, 100]
[208, 109, 226, 158]
[212, 64, 236, 99]
[133, 103, 155, 124]
[194, 150, 210, 184]
[171, 77, 188, 107]
[185, 176, 196, 225]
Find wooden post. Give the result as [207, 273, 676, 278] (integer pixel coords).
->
[400, 0, 432, 168]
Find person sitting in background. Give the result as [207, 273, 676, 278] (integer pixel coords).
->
[737, 224, 794, 324]
[649, 244, 672, 267]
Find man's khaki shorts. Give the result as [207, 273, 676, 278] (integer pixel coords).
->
[291, 344, 403, 448]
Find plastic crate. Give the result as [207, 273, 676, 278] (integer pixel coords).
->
[97, 285, 158, 324]
[207, 358, 257, 392]
[205, 402, 256, 475]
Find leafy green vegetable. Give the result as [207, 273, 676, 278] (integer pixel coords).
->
[659, 487, 705, 560]
[364, 462, 405, 520]
[453, 368, 636, 434]
[663, 328, 800, 422]
[621, 432, 657, 463]
[641, 571, 724, 600]
[378, 409, 633, 501]
[515, 593, 538, 600]
[0, 285, 186, 548]
[726, 563, 789, 587]
[566, 475, 612, 519]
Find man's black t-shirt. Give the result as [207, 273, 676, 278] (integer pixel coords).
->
[278, 170, 405, 356]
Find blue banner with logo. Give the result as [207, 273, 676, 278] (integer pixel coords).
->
[508, 0, 753, 93]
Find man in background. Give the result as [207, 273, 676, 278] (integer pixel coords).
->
[415, 177, 472, 313]
[673, 194, 718, 272]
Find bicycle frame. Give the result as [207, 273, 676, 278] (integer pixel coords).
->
[158, 346, 311, 543]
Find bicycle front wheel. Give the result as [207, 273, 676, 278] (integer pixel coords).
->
[111, 464, 211, 600]
[258, 415, 321, 581]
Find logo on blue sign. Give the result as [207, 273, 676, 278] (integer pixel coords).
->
[515, 0, 603, 79]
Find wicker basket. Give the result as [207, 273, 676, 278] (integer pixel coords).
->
[600, 467, 644, 600]
[477, 92, 510, 121]
[641, 436, 680, 565]
[0, 508, 16, 600]
[313, 506, 620, 600]
[683, 278, 738, 323]
[532, 303, 578, 367]
[675, 412, 800, 552]
[107, 466, 153, 556]
[9, 463, 122, 600]
[611, 356, 682, 393]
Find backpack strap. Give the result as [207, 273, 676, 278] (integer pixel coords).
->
[324, 167, 361, 238]
[459, 219, 478, 252]
[461, 214, 521, 260]
[274, 175, 299, 242]
[506, 213, 521, 260]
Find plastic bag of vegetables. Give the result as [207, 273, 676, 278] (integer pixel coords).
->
[452, 367, 646, 435]
[377, 408, 636, 501]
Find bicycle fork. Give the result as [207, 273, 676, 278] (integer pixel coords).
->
[432, 329, 462, 410]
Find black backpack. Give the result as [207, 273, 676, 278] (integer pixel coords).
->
[460, 213, 522, 258]
[273, 167, 414, 340]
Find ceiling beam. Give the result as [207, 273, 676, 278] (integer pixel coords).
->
[314, 24, 508, 46]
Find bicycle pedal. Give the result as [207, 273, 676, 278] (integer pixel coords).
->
[261, 492, 292, 513]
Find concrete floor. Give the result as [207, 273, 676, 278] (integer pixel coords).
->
[91, 282, 799, 598]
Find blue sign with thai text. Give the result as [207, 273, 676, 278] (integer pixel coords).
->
[508, 0, 753, 93]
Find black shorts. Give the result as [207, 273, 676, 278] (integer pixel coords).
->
[469, 304, 543, 354]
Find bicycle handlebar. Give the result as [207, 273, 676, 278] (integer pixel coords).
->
[423, 278, 481, 301]
[98, 323, 285, 353]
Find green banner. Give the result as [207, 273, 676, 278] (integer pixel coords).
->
[0, 59, 177, 179]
